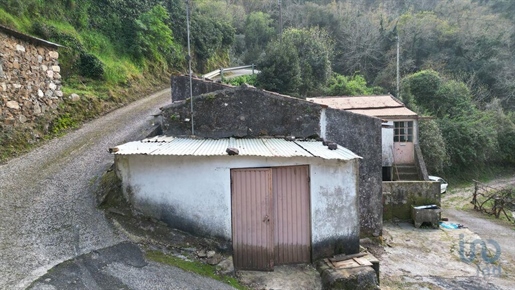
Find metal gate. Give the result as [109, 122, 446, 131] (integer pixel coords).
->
[231, 168, 274, 270]
[231, 166, 311, 270]
[273, 166, 311, 265]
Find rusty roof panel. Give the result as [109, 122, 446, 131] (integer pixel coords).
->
[307, 96, 401, 110]
[347, 107, 418, 118]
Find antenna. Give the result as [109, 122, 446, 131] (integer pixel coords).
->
[396, 34, 400, 100]
[186, 0, 194, 135]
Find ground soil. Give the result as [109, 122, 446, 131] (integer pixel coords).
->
[378, 175, 515, 290]
[102, 173, 515, 290]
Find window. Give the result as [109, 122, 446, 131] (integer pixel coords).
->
[394, 121, 413, 142]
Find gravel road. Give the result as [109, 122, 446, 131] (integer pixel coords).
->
[0, 89, 234, 289]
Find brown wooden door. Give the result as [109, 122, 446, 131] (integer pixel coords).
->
[273, 166, 311, 265]
[231, 168, 274, 270]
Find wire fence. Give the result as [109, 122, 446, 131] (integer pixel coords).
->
[471, 180, 515, 223]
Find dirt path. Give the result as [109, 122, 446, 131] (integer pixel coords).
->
[379, 174, 515, 289]
[0, 89, 169, 289]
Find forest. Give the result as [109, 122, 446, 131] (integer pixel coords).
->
[1, 0, 514, 178]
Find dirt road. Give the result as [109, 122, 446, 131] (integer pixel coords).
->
[379, 175, 515, 290]
[0, 89, 235, 289]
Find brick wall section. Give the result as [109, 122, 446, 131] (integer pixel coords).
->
[0, 30, 62, 127]
[162, 76, 384, 237]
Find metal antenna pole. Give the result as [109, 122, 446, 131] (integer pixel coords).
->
[279, 0, 283, 41]
[396, 34, 400, 100]
[186, 0, 194, 135]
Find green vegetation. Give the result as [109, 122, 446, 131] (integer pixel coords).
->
[145, 251, 246, 290]
[224, 74, 257, 86]
[1, 0, 515, 179]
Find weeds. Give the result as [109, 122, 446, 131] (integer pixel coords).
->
[145, 251, 246, 290]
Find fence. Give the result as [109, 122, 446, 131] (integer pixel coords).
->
[202, 64, 257, 80]
[471, 180, 515, 222]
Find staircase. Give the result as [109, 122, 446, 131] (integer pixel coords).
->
[393, 164, 420, 181]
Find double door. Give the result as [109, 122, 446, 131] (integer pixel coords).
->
[231, 166, 311, 270]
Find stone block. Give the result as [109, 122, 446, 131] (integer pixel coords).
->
[411, 205, 441, 228]
[320, 265, 379, 290]
[6, 100, 20, 109]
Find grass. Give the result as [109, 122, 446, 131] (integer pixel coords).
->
[446, 165, 515, 188]
[145, 250, 246, 290]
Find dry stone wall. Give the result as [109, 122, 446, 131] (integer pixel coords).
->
[0, 30, 63, 128]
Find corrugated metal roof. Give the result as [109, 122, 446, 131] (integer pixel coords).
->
[112, 137, 361, 161]
[307, 96, 417, 118]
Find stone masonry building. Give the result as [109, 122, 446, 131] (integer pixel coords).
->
[0, 24, 63, 127]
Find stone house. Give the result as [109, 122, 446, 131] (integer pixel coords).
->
[307, 95, 425, 181]
[0, 24, 63, 127]
[112, 136, 362, 270]
[307, 95, 440, 221]
[161, 77, 384, 237]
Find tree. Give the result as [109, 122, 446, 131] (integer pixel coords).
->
[418, 119, 449, 173]
[256, 40, 301, 96]
[257, 27, 332, 97]
[325, 73, 383, 96]
[243, 12, 275, 63]
[132, 5, 182, 68]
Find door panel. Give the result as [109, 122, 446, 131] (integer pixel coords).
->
[231, 168, 274, 270]
[273, 166, 311, 264]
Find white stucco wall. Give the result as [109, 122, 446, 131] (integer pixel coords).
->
[114, 154, 360, 250]
[382, 120, 394, 166]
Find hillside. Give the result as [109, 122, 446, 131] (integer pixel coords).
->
[1, 0, 514, 177]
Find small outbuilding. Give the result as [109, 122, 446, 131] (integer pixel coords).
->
[112, 136, 361, 270]
[308, 95, 422, 181]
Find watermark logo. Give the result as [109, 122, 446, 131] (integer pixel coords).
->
[459, 234, 502, 276]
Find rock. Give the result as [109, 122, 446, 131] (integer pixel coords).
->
[41, 65, 48, 71]
[38, 90, 44, 97]
[55, 90, 63, 98]
[37, 55, 43, 63]
[18, 115, 27, 123]
[206, 250, 216, 258]
[5, 117, 15, 125]
[69, 93, 80, 102]
[6, 101, 20, 109]
[13, 84, 21, 89]
[16, 44, 26, 52]
[0, 82, 6, 92]
[328, 142, 338, 150]
[48, 82, 57, 90]
[51, 65, 60, 72]
[47, 70, 54, 78]
[33, 102, 42, 115]
[216, 257, 234, 275]
[45, 90, 53, 98]
[226, 147, 239, 155]
[183, 247, 197, 253]
[49, 51, 59, 59]
[197, 250, 207, 258]
[207, 253, 223, 265]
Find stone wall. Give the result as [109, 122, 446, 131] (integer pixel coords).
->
[325, 108, 384, 237]
[162, 76, 385, 237]
[0, 30, 62, 127]
[171, 75, 232, 103]
[383, 181, 440, 220]
[162, 85, 322, 138]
